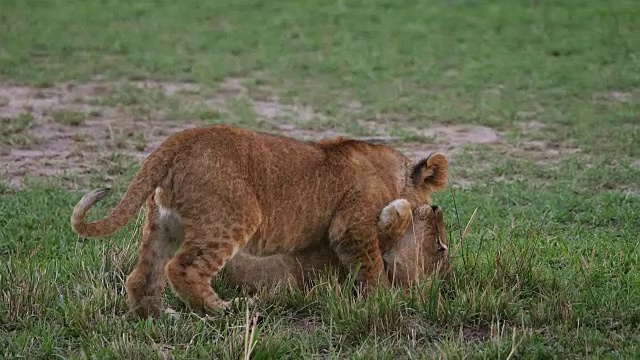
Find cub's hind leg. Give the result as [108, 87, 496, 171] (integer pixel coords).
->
[165, 196, 262, 315]
[125, 194, 182, 318]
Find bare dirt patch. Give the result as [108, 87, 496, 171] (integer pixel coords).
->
[1, 78, 509, 189]
[0, 81, 202, 188]
[500, 138, 582, 167]
[396, 124, 498, 160]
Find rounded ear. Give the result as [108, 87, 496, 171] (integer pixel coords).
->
[410, 152, 448, 190]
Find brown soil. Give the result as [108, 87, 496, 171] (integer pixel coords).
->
[0, 81, 201, 188]
[0, 79, 504, 188]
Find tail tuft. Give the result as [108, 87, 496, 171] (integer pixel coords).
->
[94, 187, 112, 198]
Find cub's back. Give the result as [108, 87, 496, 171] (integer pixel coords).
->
[161, 125, 408, 254]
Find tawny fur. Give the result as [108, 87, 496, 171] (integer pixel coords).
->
[70, 124, 448, 318]
[383, 204, 450, 288]
[224, 202, 450, 292]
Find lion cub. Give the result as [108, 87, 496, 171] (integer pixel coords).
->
[225, 201, 450, 291]
[71, 124, 448, 318]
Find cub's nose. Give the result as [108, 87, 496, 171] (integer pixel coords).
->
[430, 205, 440, 212]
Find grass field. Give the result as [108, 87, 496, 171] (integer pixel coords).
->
[1, 0, 639, 358]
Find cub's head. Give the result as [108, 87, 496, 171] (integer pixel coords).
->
[403, 153, 449, 205]
[384, 204, 450, 288]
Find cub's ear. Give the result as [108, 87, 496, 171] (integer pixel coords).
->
[410, 152, 448, 190]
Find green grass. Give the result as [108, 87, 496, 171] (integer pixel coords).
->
[0, 0, 638, 358]
[51, 109, 85, 126]
[0, 112, 38, 150]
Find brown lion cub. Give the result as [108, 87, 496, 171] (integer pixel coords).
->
[225, 201, 450, 291]
[71, 124, 448, 318]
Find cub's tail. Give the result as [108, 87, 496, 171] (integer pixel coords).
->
[71, 154, 167, 238]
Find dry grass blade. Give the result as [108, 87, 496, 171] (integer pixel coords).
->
[243, 306, 260, 360]
[506, 327, 525, 360]
[451, 207, 477, 259]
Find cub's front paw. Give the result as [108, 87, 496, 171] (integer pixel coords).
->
[379, 199, 411, 227]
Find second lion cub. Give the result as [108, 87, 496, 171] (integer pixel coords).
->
[71, 124, 448, 318]
[225, 201, 451, 291]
